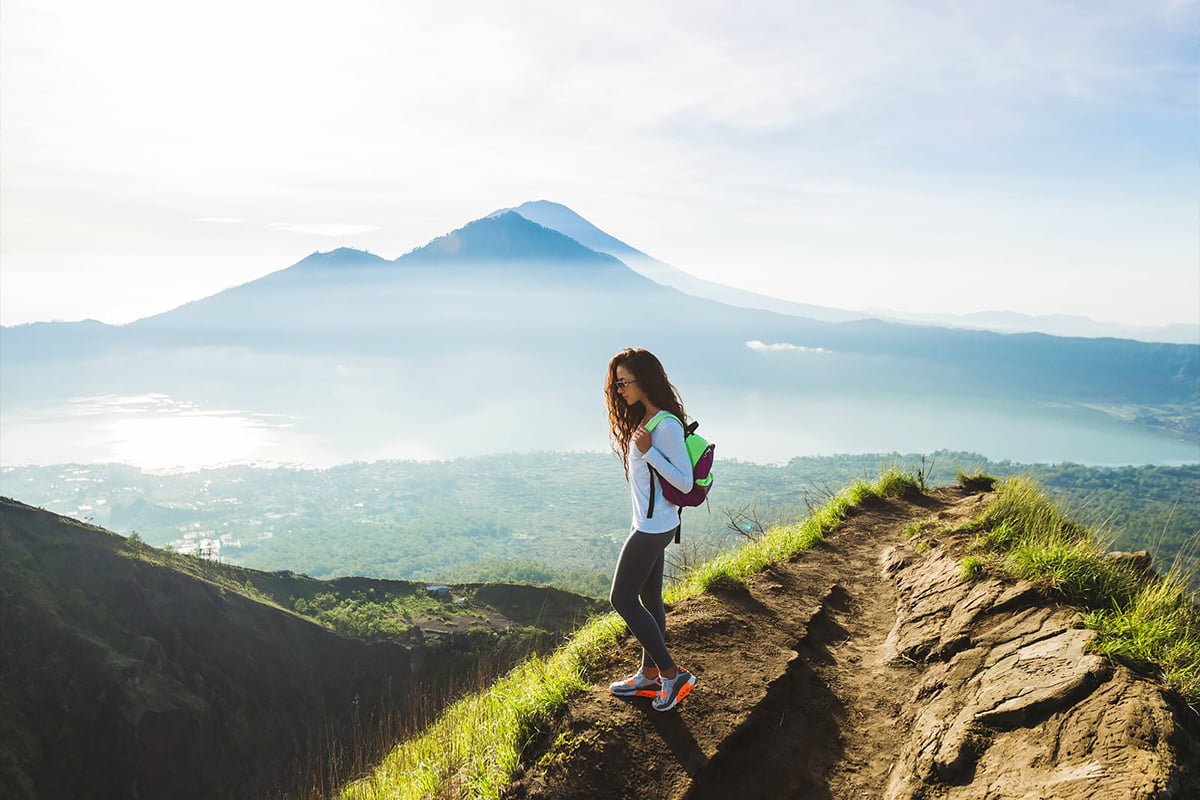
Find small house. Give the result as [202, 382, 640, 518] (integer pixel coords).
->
[425, 585, 451, 598]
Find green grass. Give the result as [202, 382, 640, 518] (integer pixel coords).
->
[960, 556, 985, 581]
[676, 467, 919, 599]
[338, 615, 626, 799]
[968, 475, 1199, 698]
[337, 467, 922, 800]
[903, 517, 938, 541]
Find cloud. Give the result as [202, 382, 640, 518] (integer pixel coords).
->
[746, 340, 831, 353]
[2, 1, 1195, 327]
[267, 222, 382, 237]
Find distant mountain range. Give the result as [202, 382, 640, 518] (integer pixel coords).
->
[4, 207, 1195, 399]
[1, 201, 1196, 466]
[499, 200, 1199, 344]
[862, 307, 1200, 345]
[492, 201, 865, 324]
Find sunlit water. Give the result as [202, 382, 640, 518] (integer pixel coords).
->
[0, 394, 331, 474]
[1, 390, 1196, 473]
[694, 390, 1200, 467]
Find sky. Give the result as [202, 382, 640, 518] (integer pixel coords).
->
[2, 0, 1197, 328]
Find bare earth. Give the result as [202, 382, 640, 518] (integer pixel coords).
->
[499, 486, 1200, 800]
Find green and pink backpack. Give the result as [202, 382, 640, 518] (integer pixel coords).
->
[644, 412, 715, 543]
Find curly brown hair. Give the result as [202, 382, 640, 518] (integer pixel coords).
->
[605, 347, 687, 479]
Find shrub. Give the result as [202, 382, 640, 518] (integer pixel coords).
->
[956, 468, 997, 493]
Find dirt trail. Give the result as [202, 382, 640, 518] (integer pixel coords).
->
[686, 494, 925, 800]
[500, 487, 1198, 800]
[502, 490, 933, 799]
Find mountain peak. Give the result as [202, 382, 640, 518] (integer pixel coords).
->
[397, 210, 625, 267]
[293, 247, 388, 269]
[497, 200, 647, 259]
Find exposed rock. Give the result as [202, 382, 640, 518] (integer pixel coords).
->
[1102, 549, 1154, 573]
[883, 540, 1187, 799]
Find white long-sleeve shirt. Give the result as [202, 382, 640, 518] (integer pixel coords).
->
[628, 411, 694, 534]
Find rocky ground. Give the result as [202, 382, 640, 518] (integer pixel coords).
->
[499, 486, 1200, 799]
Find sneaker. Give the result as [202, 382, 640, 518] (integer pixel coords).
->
[609, 669, 662, 698]
[652, 668, 696, 711]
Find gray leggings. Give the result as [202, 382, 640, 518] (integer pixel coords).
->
[609, 525, 679, 672]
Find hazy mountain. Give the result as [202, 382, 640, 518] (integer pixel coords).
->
[5, 208, 1194, 402]
[862, 307, 1200, 345]
[1, 204, 1196, 465]
[500, 199, 866, 323]
[126, 211, 649, 344]
[504, 200, 1197, 345]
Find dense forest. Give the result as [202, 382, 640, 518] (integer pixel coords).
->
[3, 450, 1196, 598]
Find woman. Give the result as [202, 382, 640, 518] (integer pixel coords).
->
[605, 347, 697, 712]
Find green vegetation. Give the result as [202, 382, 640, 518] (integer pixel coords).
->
[903, 517, 938, 539]
[112, 527, 284, 608]
[112, 528, 588, 642]
[1082, 399, 1200, 438]
[430, 558, 612, 599]
[678, 468, 920, 597]
[960, 556, 985, 581]
[339, 615, 624, 800]
[291, 590, 435, 640]
[4, 451, 1196, 598]
[3, 494, 613, 800]
[974, 462, 1199, 578]
[337, 467, 920, 800]
[955, 468, 997, 493]
[963, 476, 1199, 697]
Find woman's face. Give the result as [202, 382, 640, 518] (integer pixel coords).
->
[614, 364, 647, 408]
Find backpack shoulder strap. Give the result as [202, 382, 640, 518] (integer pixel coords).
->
[647, 465, 656, 518]
[643, 412, 686, 520]
[643, 411, 682, 433]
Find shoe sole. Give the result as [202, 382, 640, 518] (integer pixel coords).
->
[653, 675, 696, 711]
[610, 686, 661, 698]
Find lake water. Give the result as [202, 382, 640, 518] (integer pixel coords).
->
[1, 389, 1196, 473]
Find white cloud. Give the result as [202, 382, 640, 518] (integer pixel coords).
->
[746, 340, 831, 353]
[266, 223, 382, 237]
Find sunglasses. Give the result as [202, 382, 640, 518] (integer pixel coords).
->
[613, 379, 637, 389]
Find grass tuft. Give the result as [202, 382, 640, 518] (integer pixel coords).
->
[960, 556, 985, 581]
[1084, 563, 1200, 693]
[969, 475, 1199, 697]
[875, 466, 923, 499]
[904, 517, 941, 543]
[956, 468, 998, 493]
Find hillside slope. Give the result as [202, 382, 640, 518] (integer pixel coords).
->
[501, 486, 1199, 799]
[0, 497, 601, 800]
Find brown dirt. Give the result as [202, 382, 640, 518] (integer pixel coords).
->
[499, 487, 1200, 800]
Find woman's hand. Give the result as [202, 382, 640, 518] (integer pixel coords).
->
[633, 426, 652, 454]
